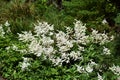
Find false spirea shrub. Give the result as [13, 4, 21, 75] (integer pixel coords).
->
[1, 20, 120, 79]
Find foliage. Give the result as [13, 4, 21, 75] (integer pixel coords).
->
[0, 0, 117, 34]
[0, 0, 36, 34]
[115, 13, 120, 25]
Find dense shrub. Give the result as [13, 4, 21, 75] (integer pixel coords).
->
[0, 20, 119, 80]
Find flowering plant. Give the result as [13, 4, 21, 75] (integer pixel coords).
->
[0, 20, 119, 80]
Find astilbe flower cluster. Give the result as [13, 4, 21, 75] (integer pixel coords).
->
[0, 24, 5, 37]
[19, 57, 31, 71]
[0, 21, 10, 37]
[5, 20, 116, 79]
[97, 73, 104, 80]
[90, 29, 114, 45]
[109, 64, 120, 76]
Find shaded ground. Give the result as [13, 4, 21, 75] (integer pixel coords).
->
[0, 75, 5, 80]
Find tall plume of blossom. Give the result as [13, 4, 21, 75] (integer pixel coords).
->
[34, 21, 54, 36]
[109, 64, 120, 76]
[90, 29, 114, 45]
[18, 31, 35, 42]
[97, 73, 103, 80]
[55, 31, 73, 52]
[4, 21, 10, 27]
[0, 24, 5, 37]
[28, 40, 43, 57]
[74, 20, 89, 45]
[20, 57, 31, 71]
[0, 21, 11, 38]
